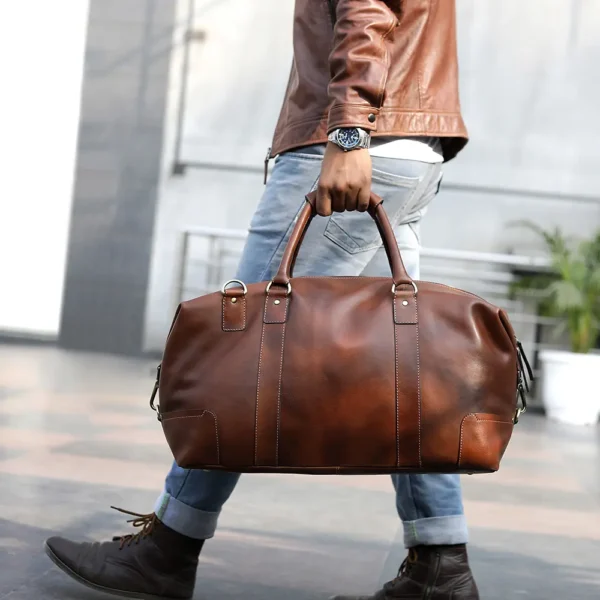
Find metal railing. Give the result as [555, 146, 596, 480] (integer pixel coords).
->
[176, 226, 557, 404]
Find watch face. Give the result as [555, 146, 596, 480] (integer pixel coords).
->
[337, 128, 361, 150]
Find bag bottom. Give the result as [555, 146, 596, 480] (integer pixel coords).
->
[174, 464, 497, 475]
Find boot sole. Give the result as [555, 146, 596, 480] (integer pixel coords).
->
[44, 542, 191, 600]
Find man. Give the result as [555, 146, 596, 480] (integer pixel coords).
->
[45, 1, 477, 599]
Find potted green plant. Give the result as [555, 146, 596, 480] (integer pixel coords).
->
[511, 223, 600, 425]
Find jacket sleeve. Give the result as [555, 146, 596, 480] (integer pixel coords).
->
[327, 0, 400, 133]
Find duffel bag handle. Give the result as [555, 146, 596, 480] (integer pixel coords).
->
[271, 191, 416, 292]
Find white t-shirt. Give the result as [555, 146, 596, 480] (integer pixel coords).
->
[369, 136, 444, 163]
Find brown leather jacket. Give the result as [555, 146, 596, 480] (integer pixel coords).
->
[270, 0, 468, 162]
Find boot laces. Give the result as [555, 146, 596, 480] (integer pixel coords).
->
[110, 506, 158, 550]
[384, 548, 418, 590]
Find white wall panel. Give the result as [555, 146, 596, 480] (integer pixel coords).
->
[0, 1, 89, 336]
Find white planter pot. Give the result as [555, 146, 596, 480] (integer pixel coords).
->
[539, 350, 600, 426]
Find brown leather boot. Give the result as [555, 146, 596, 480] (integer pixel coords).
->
[44, 508, 204, 600]
[331, 544, 479, 599]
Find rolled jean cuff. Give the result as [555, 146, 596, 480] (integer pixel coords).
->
[403, 515, 469, 548]
[154, 492, 220, 540]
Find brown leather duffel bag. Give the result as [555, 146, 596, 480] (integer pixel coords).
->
[151, 193, 531, 475]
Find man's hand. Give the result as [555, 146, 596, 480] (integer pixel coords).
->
[316, 143, 372, 216]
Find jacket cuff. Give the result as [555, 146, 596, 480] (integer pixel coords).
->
[327, 104, 380, 134]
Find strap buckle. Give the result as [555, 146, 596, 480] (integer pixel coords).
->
[266, 281, 292, 296]
[221, 279, 248, 296]
[514, 406, 526, 424]
[392, 281, 418, 295]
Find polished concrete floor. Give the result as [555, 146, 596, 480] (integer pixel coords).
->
[0, 344, 598, 599]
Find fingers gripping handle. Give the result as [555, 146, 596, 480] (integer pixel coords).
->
[271, 192, 415, 290]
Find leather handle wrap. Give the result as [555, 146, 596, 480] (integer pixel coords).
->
[272, 191, 414, 288]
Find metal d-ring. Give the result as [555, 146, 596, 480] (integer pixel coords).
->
[221, 279, 248, 296]
[392, 281, 418, 296]
[265, 281, 292, 296]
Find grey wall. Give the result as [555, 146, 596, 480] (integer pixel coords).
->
[143, 0, 600, 352]
[59, 0, 177, 355]
[428, 0, 600, 255]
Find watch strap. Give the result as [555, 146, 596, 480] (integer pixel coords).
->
[328, 128, 371, 150]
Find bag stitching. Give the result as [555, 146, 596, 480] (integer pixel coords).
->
[472, 415, 514, 424]
[458, 413, 513, 465]
[394, 320, 399, 467]
[205, 409, 221, 464]
[222, 296, 246, 332]
[275, 317, 287, 467]
[163, 410, 220, 464]
[416, 312, 422, 468]
[392, 295, 420, 466]
[393, 295, 418, 324]
[458, 415, 471, 465]
[264, 296, 290, 324]
[255, 295, 269, 465]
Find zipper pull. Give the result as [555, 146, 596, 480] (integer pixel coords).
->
[149, 365, 162, 421]
[514, 340, 533, 424]
[515, 384, 528, 424]
[517, 352, 530, 393]
[264, 147, 272, 185]
[517, 340, 535, 381]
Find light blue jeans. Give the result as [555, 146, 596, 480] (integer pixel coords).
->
[155, 145, 468, 549]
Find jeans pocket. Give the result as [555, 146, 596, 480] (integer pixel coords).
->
[323, 169, 421, 254]
[277, 144, 327, 163]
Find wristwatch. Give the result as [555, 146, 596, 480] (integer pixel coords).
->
[328, 127, 371, 151]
